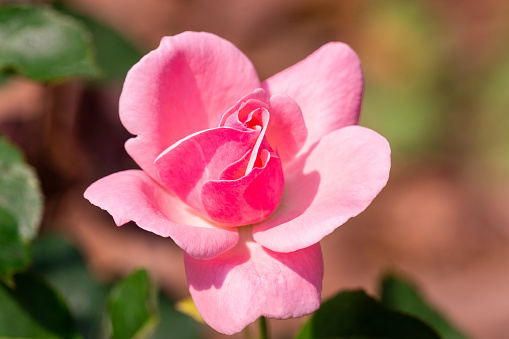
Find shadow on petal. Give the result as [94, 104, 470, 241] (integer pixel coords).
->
[261, 143, 321, 227]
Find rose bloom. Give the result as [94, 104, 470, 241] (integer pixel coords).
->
[85, 32, 390, 334]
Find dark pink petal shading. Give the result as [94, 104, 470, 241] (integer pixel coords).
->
[120, 32, 261, 182]
[185, 229, 322, 335]
[201, 150, 284, 226]
[218, 150, 252, 180]
[262, 42, 363, 153]
[154, 127, 259, 219]
[219, 89, 307, 166]
[84, 170, 239, 260]
[218, 88, 269, 128]
[253, 126, 391, 253]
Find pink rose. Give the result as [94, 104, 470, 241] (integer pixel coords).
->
[84, 32, 390, 334]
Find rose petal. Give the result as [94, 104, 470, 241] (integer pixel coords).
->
[84, 170, 239, 259]
[266, 94, 307, 165]
[154, 127, 259, 218]
[201, 150, 284, 226]
[185, 229, 322, 335]
[220, 90, 307, 166]
[253, 126, 391, 252]
[219, 88, 269, 128]
[262, 42, 363, 152]
[218, 150, 252, 180]
[120, 32, 261, 182]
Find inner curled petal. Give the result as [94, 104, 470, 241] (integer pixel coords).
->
[220, 88, 309, 166]
[154, 127, 259, 219]
[219, 150, 252, 180]
[201, 149, 284, 226]
[220, 92, 271, 175]
[245, 108, 269, 174]
[155, 89, 284, 226]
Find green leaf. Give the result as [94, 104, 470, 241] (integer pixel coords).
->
[0, 71, 9, 85]
[149, 293, 200, 339]
[108, 269, 158, 339]
[31, 234, 109, 339]
[361, 84, 443, 157]
[0, 4, 100, 82]
[359, 0, 445, 158]
[0, 136, 43, 242]
[0, 272, 81, 339]
[296, 290, 440, 339]
[381, 275, 468, 339]
[76, 17, 142, 81]
[0, 207, 31, 285]
[474, 51, 509, 171]
[54, 4, 144, 81]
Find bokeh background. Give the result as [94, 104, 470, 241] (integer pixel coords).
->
[1, 0, 509, 338]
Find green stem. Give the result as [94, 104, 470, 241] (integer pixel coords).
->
[259, 316, 269, 339]
[243, 325, 253, 339]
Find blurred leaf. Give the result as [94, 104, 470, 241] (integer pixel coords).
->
[360, 0, 440, 88]
[361, 85, 443, 157]
[32, 234, 109, 339]
[108, 269, 158, 339]
[78, 18, 142, 80]
[475, 52, 509, 171]
[175, 296, 204, 324]
[150, 293, 200, 339]
[381, 274, 468, 339]
[359, 0, 445, 158]
[0, 136, 43, 242]
[296, 290, 440, 339]
[0, 272, 81, 339]
[0, 72, 9, 85]
[0, 284, 59, 338]
[0, 207, 31, 284]
[0, 4, 100, 82]
[54, 4, 144, 81]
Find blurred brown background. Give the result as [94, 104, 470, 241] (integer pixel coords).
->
[1, 0, 509, 338]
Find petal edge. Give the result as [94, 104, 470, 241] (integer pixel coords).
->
[263, 42, 363, 153]
[185, 230, 323, 334]
[253, 126, 391, 252]
[84, 170, 239, 259]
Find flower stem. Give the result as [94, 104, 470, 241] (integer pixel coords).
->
[259, 316, 269, 339]
[243, 326, 253, 339]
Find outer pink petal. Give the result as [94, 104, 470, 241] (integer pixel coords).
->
[83, 170, 239, 260]
[185, 229, 322, 335]
[253, 126, 391, 253]
[120, 32, 261, 182]
[265, 94, 307, 165]
[262, 42, 363, 152]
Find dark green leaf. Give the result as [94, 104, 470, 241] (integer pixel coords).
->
[0, 272, 81, 339]
[108, 269, 158, 339]
[0, 71, 9, 85]
[0, 136, 43, 242]
[0, 4, 100, 82]
[297, 290, 440, 339]
[32, 234, 109, 339]
[0, 207, 31, 284]
[0, 284, 58, 338]
[150, 293, 200, 339]
[381, 275, 468, 339]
